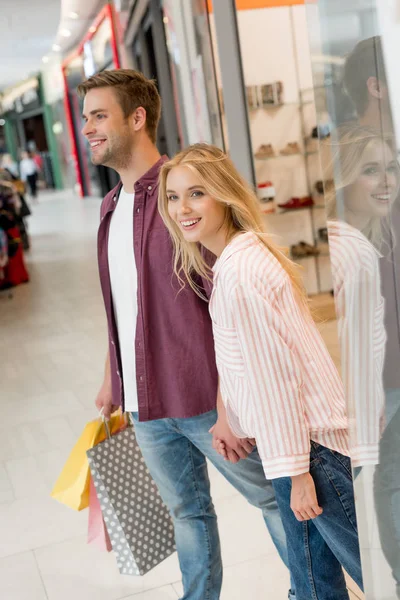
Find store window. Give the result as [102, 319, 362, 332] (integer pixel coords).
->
[305, 1, 400, 598]
[162, 0, 224, 148]
[226, 0, 331, 298]
[62, 3, 120, 198]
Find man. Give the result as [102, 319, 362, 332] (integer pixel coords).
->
[343, 36, 400, 598]
[78, 69, 292, 600]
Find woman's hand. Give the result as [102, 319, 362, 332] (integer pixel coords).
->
[290, 472, 323, 521]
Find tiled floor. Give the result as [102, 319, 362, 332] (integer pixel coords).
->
[0, 190, 388, 599]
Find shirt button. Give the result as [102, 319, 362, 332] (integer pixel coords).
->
[136, 208, 140, 213]
[111, 341, 115, 346]
[139, 376, 143, 382]
[117, 370, 120, 376]
[147, 185, 152, 191]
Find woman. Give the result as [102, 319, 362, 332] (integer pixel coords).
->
[322, 127, 399, 467]
[158, 143, 363, 600]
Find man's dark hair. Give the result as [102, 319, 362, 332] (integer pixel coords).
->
[343, 36, 387, 117]
[77, 69, 161, 144]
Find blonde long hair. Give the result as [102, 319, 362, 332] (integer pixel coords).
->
[158, 143, 306, 304]
[321, 126, 397, 251]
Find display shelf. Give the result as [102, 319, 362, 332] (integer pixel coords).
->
[292, 251, 330, 260]
[271, 205, 325, 214]
[248, 100, 313, 112]
[254, 151, 302, 161]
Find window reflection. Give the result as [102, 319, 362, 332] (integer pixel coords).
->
[305, 1, 400, 596]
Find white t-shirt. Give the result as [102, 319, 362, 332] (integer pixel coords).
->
[19, 158, 37, 181]
[108, 187, 138, 412]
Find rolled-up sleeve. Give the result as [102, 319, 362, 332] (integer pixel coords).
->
[231, 282, 310, 479]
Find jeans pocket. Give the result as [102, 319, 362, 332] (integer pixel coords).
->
[328, 449, 353, 480]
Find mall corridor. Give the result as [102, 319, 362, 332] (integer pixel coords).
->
[0, 190, 294, 600]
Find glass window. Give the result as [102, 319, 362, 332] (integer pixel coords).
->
[305, 2, 400, 598]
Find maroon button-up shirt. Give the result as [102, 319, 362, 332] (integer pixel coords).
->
[97, 156, 218, 421]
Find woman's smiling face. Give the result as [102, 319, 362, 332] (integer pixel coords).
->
[344, 140, 399, 220]
[166, 165, 227, 246]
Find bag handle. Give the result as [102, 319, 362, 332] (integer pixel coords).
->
[99, 409, 133, 440]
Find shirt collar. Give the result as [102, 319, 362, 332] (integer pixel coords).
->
[108, 155, 169, 205]
[327, 219, 383, 258]
[134, 155, 169, 194]
[212, 231, 257, 281]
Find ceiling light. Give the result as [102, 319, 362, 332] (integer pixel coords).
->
[69, 11, 79, 19]
[52, 44, 61, 52]
[60, 28, 72, 38]
[89, 26, 97, 33]
[42, 56, 49, 63]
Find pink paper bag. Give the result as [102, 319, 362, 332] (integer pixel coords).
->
[88, 475, 112, 552]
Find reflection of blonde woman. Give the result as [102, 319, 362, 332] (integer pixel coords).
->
[323, 126, 399, 466]
[158, 143, 363, 600]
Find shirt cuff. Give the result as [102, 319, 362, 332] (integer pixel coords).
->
[262, 452, 310, 480]
[350, 444, 379, 467]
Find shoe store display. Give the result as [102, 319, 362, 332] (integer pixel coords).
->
[291, 241, 321, 259]
[318, 227, 328, 243]
[246, 85, 259, 110]
[257, 81, 284, 106]
[276, 81, 284, 104]
[259, 84, 275, 105]
[278, 196, 314, 211]
[280, 142, 301, 155]
[257, 181, 276, 202]
[255, 144, 275, 159]
[315, 180, 324, 195]
[311, 124, 331, 139]
[260, 201, 276, 215]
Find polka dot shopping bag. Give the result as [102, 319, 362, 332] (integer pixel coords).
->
[86, 418, 176, 576]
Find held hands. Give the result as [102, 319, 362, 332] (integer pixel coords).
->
[209, 410, 256, 464]
[290, 472, 323, 521]
[95, 380, 119, 420]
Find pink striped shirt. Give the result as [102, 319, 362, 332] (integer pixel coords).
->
[328, 220, 386, 467]
[209, 231, 349, 479]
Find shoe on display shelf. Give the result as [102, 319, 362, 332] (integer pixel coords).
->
[318, 227, 329, 243]
[315, 180, 324, 195]
[311, 123, 331, 139]
[278, 196, 314, 211]
[259, 84, 275, 105]
[257, 181, 276, 202]
[255, 144, 275, 159]
[260, 201, 276, 215]
[291, 241, 321, 259]
[246, 85, 259, 110]
[280, 141, 301, 155]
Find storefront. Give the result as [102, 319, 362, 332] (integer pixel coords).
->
[62, 2, 121, 198]
[125, 1, 400, 597]
[123, 0, 182, 158]
[0, 76, 63, 189]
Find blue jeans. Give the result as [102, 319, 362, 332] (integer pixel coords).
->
[131, 409, 292, 600]
[273, 442, 363, 600]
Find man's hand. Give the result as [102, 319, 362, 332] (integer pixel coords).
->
[95, 380, 118, 420]
[209, 412, 255, 464]
[290, 472, 323, 521]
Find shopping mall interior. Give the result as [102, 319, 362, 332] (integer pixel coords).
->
[1, 0, 400, 599]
